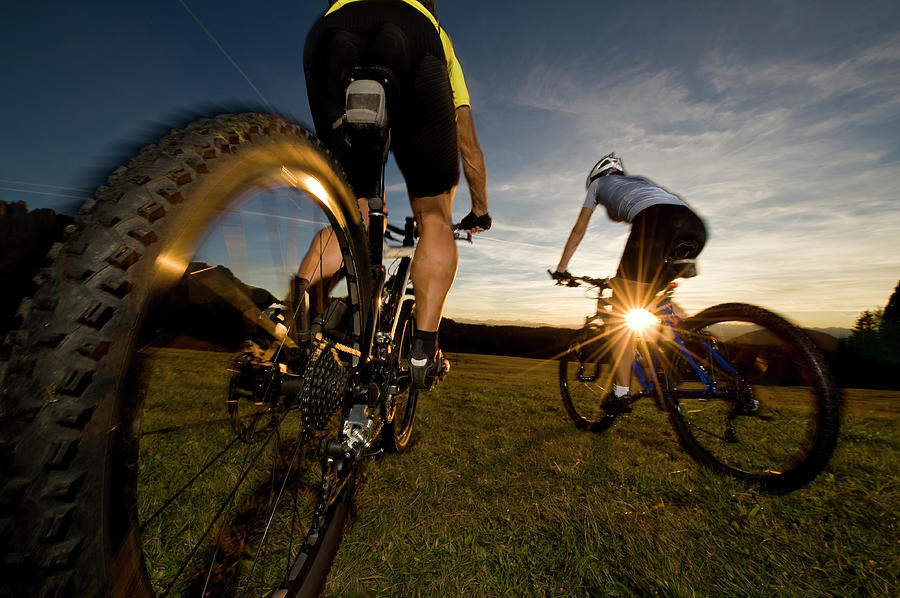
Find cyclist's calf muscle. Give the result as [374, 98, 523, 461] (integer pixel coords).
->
[409, 188, 457, 332]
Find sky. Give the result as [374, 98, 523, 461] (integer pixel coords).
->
[2, 0, 899, 329]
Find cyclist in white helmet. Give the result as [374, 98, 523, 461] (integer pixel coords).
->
[551, 153, 707, 413]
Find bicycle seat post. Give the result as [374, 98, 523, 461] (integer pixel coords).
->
[343, 71, 392, 269]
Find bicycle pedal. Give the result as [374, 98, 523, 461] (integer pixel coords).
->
[601, 394, 634, 415]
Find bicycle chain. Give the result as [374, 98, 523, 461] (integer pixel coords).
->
[299, 339, 349, 430]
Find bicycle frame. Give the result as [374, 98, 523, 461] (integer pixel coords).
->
[568, 275, 745, 405]
[628, 296, 745, 402]
[380, 220, 416, 332]
[316, 70, 423, 468]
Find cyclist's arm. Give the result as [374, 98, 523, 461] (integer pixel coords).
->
[556, 207, 593, 272]
[457, 106, 488, 217]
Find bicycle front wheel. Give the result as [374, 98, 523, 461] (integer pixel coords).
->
[0, 114, 371, 596]
[559, 325, 618, 432]
[663, 302, 841, 492]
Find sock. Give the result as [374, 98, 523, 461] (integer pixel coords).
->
[613, 384, 630, 398]
[412, 329, 438, 360]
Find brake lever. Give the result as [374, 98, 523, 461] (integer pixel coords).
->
[451, 224, 473, 244]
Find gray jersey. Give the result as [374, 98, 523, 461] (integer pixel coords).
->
[583, 174, 688, 223]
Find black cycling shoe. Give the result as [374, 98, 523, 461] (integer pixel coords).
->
[601, 392, 634, 416]
[409, 348, 448, 391]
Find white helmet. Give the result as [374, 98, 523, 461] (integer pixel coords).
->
[585, 153, 624, 189]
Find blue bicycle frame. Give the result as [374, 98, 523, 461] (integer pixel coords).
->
[630, 297, 745, 401]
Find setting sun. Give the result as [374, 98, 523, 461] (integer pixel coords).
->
[624, 308, 658, 335]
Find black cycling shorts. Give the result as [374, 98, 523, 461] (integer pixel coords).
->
[304, 0, 460, 198]
[617, 204, 707, 286]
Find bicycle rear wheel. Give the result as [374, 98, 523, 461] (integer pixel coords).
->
[663, 302, 841, 492]
[558, 325, 618, 432]
[0, 114, 371, 596]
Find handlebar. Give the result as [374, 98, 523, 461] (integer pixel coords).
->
[383, 217, 479, 248]
[385, 222, 408, 237]
[450, 223, 473, 243]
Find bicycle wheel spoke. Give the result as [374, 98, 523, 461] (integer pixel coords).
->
[131, 167, 364, 594]
[680, 414, 730, 443]
[159, 419, 284, 596]
[385, 298, 420, 452]
[140, 431, 245, 530]
[243, 428, 312, 593]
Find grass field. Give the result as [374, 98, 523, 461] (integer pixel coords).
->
[136, 349, 898, 597]
[322, 354, 898, 597]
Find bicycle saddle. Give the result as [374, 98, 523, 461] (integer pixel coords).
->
[664, 240, 700, 280]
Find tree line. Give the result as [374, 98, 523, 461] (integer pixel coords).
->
[832, 280, 900, 389]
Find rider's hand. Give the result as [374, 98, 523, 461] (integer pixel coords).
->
[459, 210, 492, 233]
[549, 269, 573, 285]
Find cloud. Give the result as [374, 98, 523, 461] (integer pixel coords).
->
[449, 35, 900, 327]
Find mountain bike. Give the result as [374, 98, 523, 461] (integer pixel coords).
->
[1, 71, 456, 595]
[556, 271, 841, 492]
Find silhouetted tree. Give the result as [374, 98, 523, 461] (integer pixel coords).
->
[884, 280, 900, 322]
[853, 309, 883, 333]
[835, 282, 900, 389]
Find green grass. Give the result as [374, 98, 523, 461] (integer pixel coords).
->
[136, 347, 319, 595]
[324, 354, 898, 597]
[137, 349, 899, 597]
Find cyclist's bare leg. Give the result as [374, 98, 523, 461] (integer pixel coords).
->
[613, 334, 633, 389]
[609, 277, 656, 389]
[297, 197, 370, 287]
[294, 197, 371, 317]
[297, 227, 340, 287]
[409, 187, 457, 333]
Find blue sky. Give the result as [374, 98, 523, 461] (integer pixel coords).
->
[2, 1, 899, 328]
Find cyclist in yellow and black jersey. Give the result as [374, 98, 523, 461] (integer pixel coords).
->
[302, 0, 490, 389]
[325, 0, 471, 109]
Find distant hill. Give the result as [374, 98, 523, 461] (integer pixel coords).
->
[154, 262, 279, 350]
[810, 327, 852, 339]
[439, 319, 577, 360]
[730, 327, 840, 353]
[440, 320, 842, 362]
[450, 317, 574, 329]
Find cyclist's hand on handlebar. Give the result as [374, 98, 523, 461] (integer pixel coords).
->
[458, 210, 492, 234]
